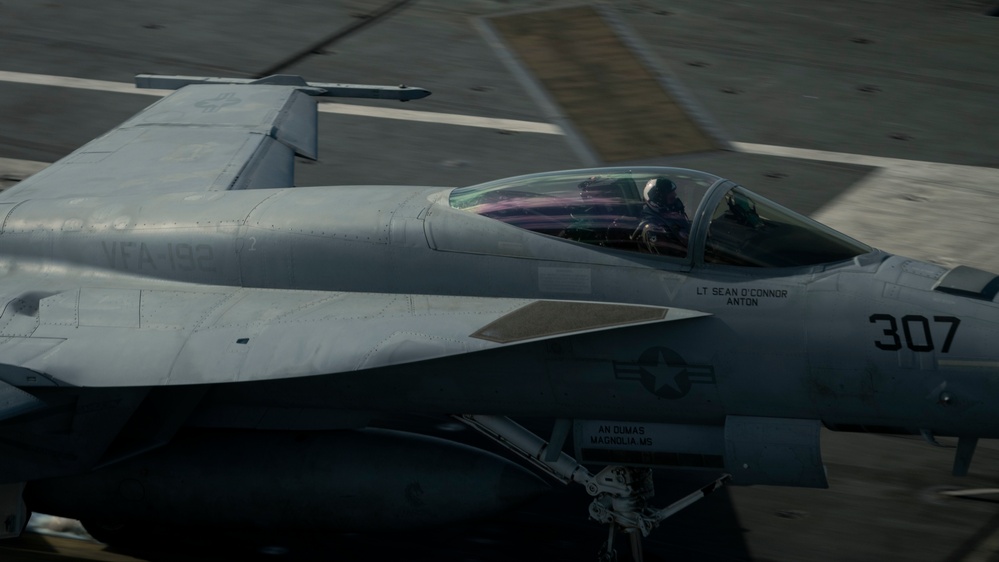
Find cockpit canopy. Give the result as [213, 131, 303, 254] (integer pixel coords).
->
[449, 167, 871, 268]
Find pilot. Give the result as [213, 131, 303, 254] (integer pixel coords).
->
[632, 177, 690, 256]
[561, 176, 630, 245]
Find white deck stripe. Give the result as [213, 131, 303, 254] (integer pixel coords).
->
[0, 70, 171, 96]
[732, 141, 965, 169]
[0, 70, 562, 135]
[316, 103, 563, 134]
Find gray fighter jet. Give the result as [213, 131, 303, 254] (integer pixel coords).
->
[0, 75, 996, 560]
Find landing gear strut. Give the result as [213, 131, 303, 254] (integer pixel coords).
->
[457, 415, 729, 562]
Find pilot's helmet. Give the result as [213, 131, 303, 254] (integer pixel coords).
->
[644, 177, 678, 208]
[577, 176, 620, 201]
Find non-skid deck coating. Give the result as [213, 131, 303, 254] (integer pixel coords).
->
[490, 5, 717, 162]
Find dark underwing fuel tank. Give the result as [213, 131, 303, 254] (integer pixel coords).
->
[25, 428, 548, 534]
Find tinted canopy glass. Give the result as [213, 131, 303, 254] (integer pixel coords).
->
[449, 168, 721, 259]
[449, 167, 872, 268]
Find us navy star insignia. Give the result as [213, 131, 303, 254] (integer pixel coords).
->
[613, 347, 715, 399]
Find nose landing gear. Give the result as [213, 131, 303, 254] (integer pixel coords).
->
[457, 415, 729, 562]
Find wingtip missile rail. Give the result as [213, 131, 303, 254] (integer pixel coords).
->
[134, 73, 431, 101]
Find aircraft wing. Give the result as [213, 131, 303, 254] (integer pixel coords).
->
[0, 286, 709, 390]
[0, 83, 318, 200]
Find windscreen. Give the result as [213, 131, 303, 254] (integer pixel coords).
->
[704, 186, 871, 267]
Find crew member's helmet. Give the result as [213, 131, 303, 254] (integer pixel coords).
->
[644, 177, 678, 208]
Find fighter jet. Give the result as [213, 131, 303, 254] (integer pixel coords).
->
[0, 74, 996, 561]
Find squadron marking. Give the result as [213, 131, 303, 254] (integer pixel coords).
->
[101, 241, 216, 272]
